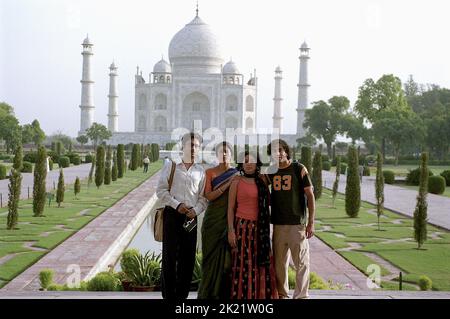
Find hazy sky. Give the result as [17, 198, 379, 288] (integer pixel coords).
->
[1, 0, 449, 137]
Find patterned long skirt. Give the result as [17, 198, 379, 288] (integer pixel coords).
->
[230, 217, 278, 299]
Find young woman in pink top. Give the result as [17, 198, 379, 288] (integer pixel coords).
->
[227, 151, 278, 299]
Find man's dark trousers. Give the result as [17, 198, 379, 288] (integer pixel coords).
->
[161, 206, 197, 299]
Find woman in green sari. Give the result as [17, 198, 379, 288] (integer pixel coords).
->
[198, 142, 238, 299]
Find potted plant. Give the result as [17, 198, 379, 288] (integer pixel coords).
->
[128, 251, 161, 292]
[119, 248, 140, 291]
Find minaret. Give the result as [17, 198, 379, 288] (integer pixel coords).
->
[107, 61, 119, 132]
[296, 41, 310, 137]
[272, 66, 283, 133]
[79, 35, 95, 135]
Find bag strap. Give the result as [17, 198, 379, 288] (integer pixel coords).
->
[167, 160, 176, 192]
[293, 161, 306, 192]
[293, 161, 309, 213]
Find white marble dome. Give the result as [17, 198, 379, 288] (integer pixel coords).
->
[153, 58, 171, 73]
[168, 15, 223, 74]
[223, 60, 240, 74]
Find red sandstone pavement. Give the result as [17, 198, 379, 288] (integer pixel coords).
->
[1, 172, 161, 291]
[1, 169, 370, 292]
[309, 237, 369, 290]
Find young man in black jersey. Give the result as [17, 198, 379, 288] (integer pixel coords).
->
[266, 139, 316, 299]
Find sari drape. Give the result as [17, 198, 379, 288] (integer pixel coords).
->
[197, 168, 237, 299]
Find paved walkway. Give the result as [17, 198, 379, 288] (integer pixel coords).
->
[1, 171, 160, 291]
[322, 171, 450, 230]
[0, 290, 449, 299]
[309, 236, 369, 290]
[0, 164, 91, 204]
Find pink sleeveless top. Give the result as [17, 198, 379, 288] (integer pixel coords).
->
[236, 179, 258, 221]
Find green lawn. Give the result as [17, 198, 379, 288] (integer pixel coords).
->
[0, 161, 162, 289]
[315, 189, 450, 291]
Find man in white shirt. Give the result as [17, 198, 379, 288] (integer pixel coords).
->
[156, 132, 207, 299]
[143, 156, 150, 173]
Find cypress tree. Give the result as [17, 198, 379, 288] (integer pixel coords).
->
[152, 143, 160, 162]
[56, 169, 65, 207]
[375, 152, 384, 230]
[300, 146, 312, 175]
[312, 151, 323, 199]
[131, 144, 139, 170]
[332, 156, 341, 208]
[117, 144, 124, 178]
[7, 169, 22, 229]
[332, 144, 336, 162]
[414, 152, 428, 249]
[104, 146, 112, 185]
[56, 141, 63, 156]
[88, 155, 95, 188]
[74, 176, 80, 199]
[112, 150, 118, 181]
[13, 145, 23, 171]
[345, 145, 360, 218]
[33, 145, 47, 217]
[95, 145, 105, 189]
[139, 144, 144, 168]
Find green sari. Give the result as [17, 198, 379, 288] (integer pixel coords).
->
[198, 168, 238, 299]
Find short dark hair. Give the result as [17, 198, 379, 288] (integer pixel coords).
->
[181, 132, 203, 148]
[267, 139, 291, 160]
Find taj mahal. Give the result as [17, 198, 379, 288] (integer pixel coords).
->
[78, 9, 311, 146]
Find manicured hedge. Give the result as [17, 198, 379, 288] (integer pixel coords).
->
[406, 167, 434, 186]
[428, 176, 446, 195]
[383, 170, 395, 184]
[0, 164, 6, 180]
[59, 156, 70, 168]
[440, 170, 450, 187]
[22, 161, 33, 173]
[23, 152, 37, 163]
[84, 154, 94, 163]
[322, 161, 331, 171]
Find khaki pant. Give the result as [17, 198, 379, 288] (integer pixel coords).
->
[273, 224, 310, 299]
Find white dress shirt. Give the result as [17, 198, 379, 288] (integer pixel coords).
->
[156, 159, 207, 216]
